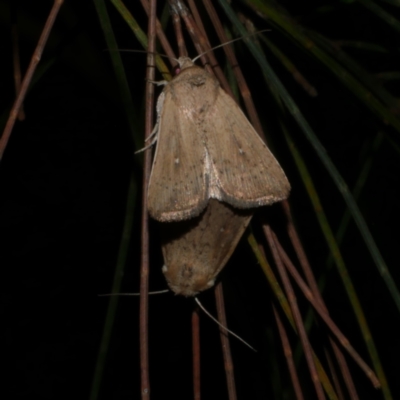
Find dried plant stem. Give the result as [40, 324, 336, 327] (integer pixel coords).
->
[249, 233, 338, 398]
[271, 230, 380, 388]
[170, 0, 210, 68]
[187, 0, 211, 48]
[172, 0, 233, 96]
[283, 201, 359, 398]
[324, 348, 345, 400]
[11, 5, 25, 121]
[0, 0, 64, 160]
[273, 305, 305, 400]
[192, 309, 201, 400]
[215, 283, 237, 400]
[170, 4, 188, 57]
[331, 349, 357, 399]
[265, 225, 326, 400]
[139, 0, 157, 398]
[140, 0, 177, 66]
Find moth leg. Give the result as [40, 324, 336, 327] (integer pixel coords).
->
[135, 92, 165, 154]
[145, 91, 165, 143]
[146, 79, 168, 87]
[144, 119, 159, 142]
[135, 125, 159, 153]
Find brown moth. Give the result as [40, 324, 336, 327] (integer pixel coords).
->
[147, 57, 290, 222]
[160, 199, 253, 297]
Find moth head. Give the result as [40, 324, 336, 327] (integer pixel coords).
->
[177, 56, 195, 72]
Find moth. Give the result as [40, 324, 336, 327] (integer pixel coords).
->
[160, 199, 253, 296]
[147, 56, 290, 222]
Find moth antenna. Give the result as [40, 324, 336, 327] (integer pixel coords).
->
[192, 29, 269, 64]
[108, 48, 177, 60]
[194, 297, 256, 352]
[98, 290, 170, 297]
[108, 48, 179, 65]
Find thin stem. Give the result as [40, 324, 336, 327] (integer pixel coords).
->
[139, 0, 177, 66]
[172, 0, 233, 96]
[170, 3, 187, 57]
[11, 3, 25, 121]
[273, 305, 305, 400]
[265, 225, 326, 400]
[272, 231, 380, 388]
[1, 0, 64, 160]
[215, 284, 237, 400]
[192, 309, 201, 400]
[282, 201, 359, 398]
[139, 0, 157, 398]
[248, 233, 338, 398]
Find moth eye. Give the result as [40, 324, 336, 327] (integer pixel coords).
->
[162, 265, 168, 272]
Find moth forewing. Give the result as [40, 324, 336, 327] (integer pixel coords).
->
[160, 199, 253, 297]
[147, 57, 290, 222]
[147, 83, 209, 222]
[205, 89, 290, 207]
